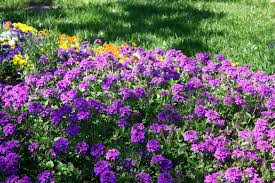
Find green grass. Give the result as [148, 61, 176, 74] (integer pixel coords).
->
[0, 0, 274, 73]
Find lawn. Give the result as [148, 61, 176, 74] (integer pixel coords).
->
[0, 0, 274, 72]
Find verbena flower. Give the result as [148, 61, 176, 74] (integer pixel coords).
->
[28, 142, 39, 153]
[90, 144, 106, 158]
[157, 173, 173, 183]
[131, 123, 145, 143]
[146, 139, 161, 153]
[94, 160, 110, 176]
[53, 137, 69, 154]
[224, 167, 242, 183]
[100, 170, 116, 183]
[3, 123, 16, 136]
[136, 173, 151, 183]
[106, 149, 120, 161]
[37, 170, 54, 183]
[183, 130, 198, 143]
[75, 141, 89, 155]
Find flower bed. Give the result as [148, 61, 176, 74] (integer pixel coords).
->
[0, 21, 58, 83]
[0, 22, 274, 183]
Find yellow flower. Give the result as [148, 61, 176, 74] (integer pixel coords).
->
[38, 29, 50, 37]
[12, 53, 28, 67]
[119, 57, 129, 63]
[58, 34, 80, 50]
[157, 55, 164, 62]
[13, 23, 38, 35]
[94, 43, 124, 58]
[232, 62, 239, 67]
[175, 67, 180, 72]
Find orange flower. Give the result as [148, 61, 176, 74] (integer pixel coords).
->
[4, 21, 12, 29]
[67, 37, 74, 43]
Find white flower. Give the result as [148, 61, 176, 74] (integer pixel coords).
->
[8, 39, 16, 47]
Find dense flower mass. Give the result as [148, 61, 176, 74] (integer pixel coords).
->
[0, 21, 46, 75]
[0, 22, 274, 182]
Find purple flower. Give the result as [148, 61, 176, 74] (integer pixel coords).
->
[18, 175, 32, 183]
[94, 38, 102, 44]
[250, 177, 265, 183]
[205, 110, 220, 121]
[94, 160, 110, 176]
[79, 81, 89, 90]
[183, 130, 198, 143]
[90, 144, 106, 158]
[214, 147, 230, 163]
[123, 157, 136, 167]
[151, 77, 166, 86]
[194, 105, 206, 118]
[238, 130, 252, 141]
[271, 163, 275, 171]
[117, 118, 129, 127]
[66, 124, 80, 136]
[1, 152, 19, 175]
[256, 140, 271, 151]
[223, 96, 235, 106]
[136, 173, 152, 183]
[37, 170, 54, 183]
[100, 170, 116, 183]
[171, 84, 184, 93]
[106, 149, 120, 161]
[76, 111, 90, 121]
[3, 123, 16, 136]
[151, 154, 166, 164]
[196, 52, 210, 60]
[0, 111, 11, 126]
[131, 123, 146, 143]
[38, 55, 48, 64]
[146, 140, 161, 153]
[119, 88, 134, 100]
[49, 148, 58, 158]
[75, 141, 89, 155]
[149, 124, 172, 134]
[119, 45, 133, 57]
[244, 150, 258, 160]
[234, 96, 246, 106]
[28, 142, 39, 153]
[54, 137, 69, 154]
[157, 173, 173, 183]
[268, 129, 275, 141]
[204, 172, 220, 183]
[106, 100, 124, 115]
[5, 175, 19, 183]
[60, 89, 78, 104]
[133, 87, 145, 98]
[186, 77, 203, 89]
[224, 167, 242, 183]
[215, 54, 225, 60]
[101, 74, 118, 90]
[159, 159, 173, 173]
[119, 106, 132, 117]
[50, 110, 62, 125]
[243, 167, 256, 178]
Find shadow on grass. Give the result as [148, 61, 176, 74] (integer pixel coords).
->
[0, 0, 226, 56]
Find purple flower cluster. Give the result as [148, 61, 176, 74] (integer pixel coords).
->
[131, 123, 146, 143]
[53, 137, 70, 154]
[0, 25, 274, 182]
